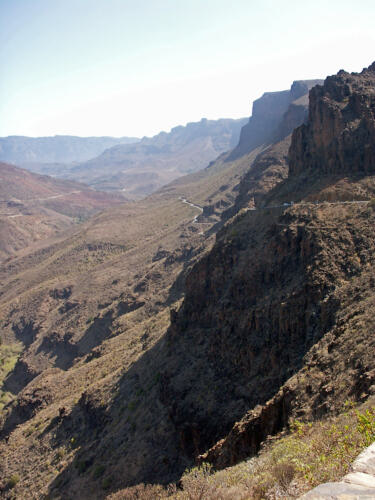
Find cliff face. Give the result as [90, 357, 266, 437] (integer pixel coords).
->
[191, 62, 375, 470]
[161, 63, 375, 470]
[289, 63, 375, 176]
[161, 205, 343, 450]
[221, 81, 324, 219]
[233, 79, 323, 158]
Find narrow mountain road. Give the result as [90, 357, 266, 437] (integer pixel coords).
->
[179, 196, 203, 223]
[245, 199, 370, 212]
[179, 196, 372, 237]
[27, 190, 81, 202]
[179, 196, 370, 221]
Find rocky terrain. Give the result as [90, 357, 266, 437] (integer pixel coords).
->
[1, 63, 375, 499]
[193, 62, 375, 469]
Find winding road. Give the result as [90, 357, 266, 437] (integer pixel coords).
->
[179, 197, 204, 223]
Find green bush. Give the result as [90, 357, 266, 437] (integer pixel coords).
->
[93, 464, 105, 479]
[7, 474, 20, 489]
[102, 476, 112, 490]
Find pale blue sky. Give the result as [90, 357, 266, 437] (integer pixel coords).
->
[1, 0, 375, 137]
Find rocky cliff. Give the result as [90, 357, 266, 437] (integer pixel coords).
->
[232, 79, 323, 158]
[289, 63, 375, 176]
[193, 61, 375, 470]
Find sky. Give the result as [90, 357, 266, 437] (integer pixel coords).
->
[1, 0, 375, 138]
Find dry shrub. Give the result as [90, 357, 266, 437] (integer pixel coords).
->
[107, 483, 166, 499]
[271, 463, 295, 492]
[180, 464, 251, 500]
[249, 483, 268, 500]
[180, 463, 214, 500]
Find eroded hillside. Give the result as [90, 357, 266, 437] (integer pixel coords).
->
[0, 162, 126, 262]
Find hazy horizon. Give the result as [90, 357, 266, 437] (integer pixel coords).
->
[1, 0, 375, 138]
[0, 116, 246, 140]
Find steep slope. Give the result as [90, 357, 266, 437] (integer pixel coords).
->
[194, 62, 375, 468]
[64, 118, 247, 199]
[0, 162, 125, 261]
[0, 77, 320, 498]
[0, 135, 138, 169]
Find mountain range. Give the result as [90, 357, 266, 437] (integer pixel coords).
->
[1, 63, 375, 499]
[0, 135, 138, 168]
[1, 119, 247, 200]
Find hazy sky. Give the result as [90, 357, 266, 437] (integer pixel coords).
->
[1, 0, 375, 138]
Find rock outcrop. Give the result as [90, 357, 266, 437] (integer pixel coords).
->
[289, 63, 375, 176]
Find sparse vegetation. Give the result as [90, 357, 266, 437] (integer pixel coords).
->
[0, 342, 22, 411]
[56, 447, 66, 460]
[172, 404, 375, 499]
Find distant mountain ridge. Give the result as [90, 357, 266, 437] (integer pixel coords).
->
[0, 135, 139, 166]
[61, 117, 247, 199]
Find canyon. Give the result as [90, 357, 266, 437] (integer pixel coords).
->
[1, 64, 375, 499]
